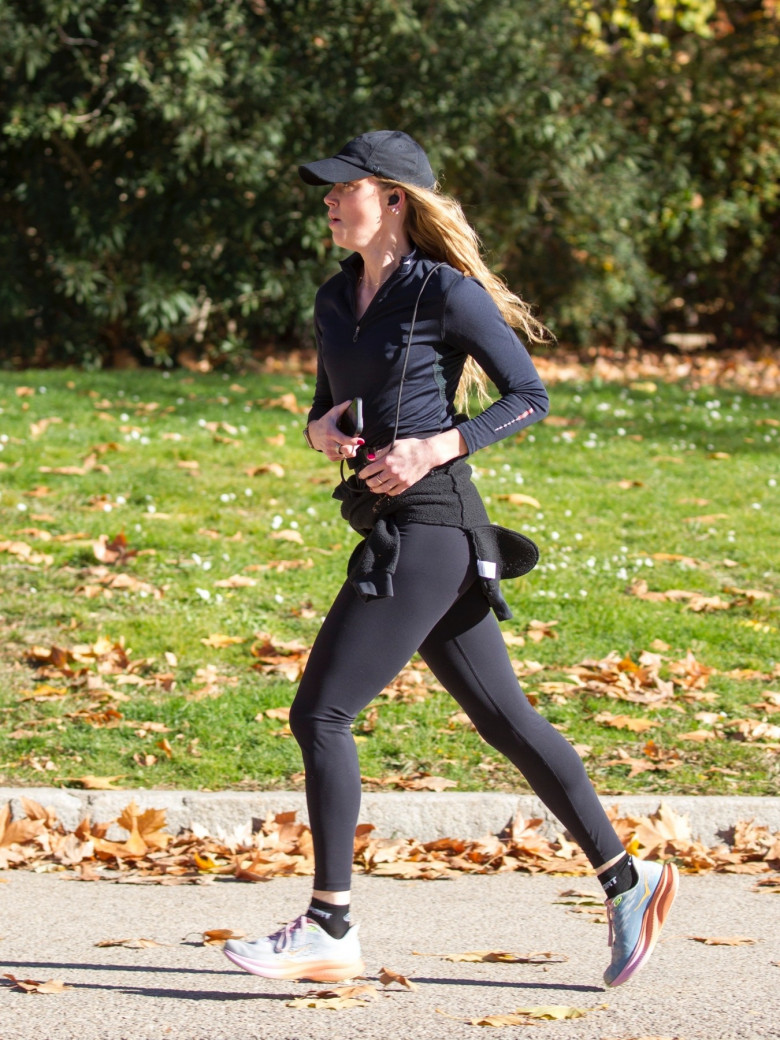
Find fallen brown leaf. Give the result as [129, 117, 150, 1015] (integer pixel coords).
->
[3, 973, 72, 994]
[201, 929, 247, 946]
[689, 935, 758, 946]
[378, 966, 417, 989]
[94, 937, 168, 948]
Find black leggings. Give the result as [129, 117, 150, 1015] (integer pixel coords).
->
[289, 522, 625, 891]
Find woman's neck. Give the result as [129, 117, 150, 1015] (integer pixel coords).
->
[359, 236, 413, 292]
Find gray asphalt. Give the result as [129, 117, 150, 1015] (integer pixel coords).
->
[2, 866, 779, 1039]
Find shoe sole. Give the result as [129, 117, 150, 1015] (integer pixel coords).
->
[605, 861, 679, 988]
[223, 947, 366, 982]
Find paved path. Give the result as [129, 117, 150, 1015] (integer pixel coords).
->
[2, 867, 778, 1040]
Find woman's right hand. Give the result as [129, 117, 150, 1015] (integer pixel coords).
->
[306, 401, 365, 461]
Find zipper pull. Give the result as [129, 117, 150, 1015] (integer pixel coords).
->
[353, 324, 360, 342]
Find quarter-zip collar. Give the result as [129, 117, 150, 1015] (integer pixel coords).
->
[340, 249, 420, 341]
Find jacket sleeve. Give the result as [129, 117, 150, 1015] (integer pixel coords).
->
[441, 275, 550, 455]
[307, 308, 335, 424]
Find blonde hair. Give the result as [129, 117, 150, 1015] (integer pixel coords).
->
[379, 178, 552, 408]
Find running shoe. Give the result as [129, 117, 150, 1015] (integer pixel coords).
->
[603, 858, 679, 987]
[223, 915, 364, 982]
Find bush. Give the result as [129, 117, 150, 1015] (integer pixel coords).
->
[0, 0, 777, 366]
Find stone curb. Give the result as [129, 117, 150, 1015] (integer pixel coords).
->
[3, 787, 780, 848]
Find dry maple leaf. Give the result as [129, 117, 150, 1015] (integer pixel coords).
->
[526, 619, 559, 642]
[201, 929, 247, 946]
[269, 529, 304, 544]
[496, 492, 542, 509]
[213, 575, 257, 588]
[689, 935, 757, 946]
[286, 986, 374, 1009]
[378, 966, 417, 989]
[444, 950, 566, 964]
[70, 774, 126, 790]
[94, 937, 167, 948]
[201, 633, 246, 647]
[3, 973, 71, 994]
[438, 1004, 591, 1026]
[593, 711, 657, 733]
[245, 463, 285, 478]
[92, 532, 137, 565]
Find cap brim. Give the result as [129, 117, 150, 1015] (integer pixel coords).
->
[298, 157, 373, 186]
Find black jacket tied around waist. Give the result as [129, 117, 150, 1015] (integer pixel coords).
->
[333, 457, 538, 622]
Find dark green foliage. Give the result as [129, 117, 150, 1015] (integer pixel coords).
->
[0, 0, 777, 365]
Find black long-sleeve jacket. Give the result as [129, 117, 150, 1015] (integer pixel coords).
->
[308, 251, 550, 453]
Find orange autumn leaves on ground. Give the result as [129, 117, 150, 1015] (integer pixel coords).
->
[8, 624, 780, 787]
[1, 797, 778, 883]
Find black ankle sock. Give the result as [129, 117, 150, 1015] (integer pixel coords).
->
[306, 897, 352, 939]
[599, 854, 637, 899]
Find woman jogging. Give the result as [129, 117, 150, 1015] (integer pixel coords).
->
[224, 130, 678, 989]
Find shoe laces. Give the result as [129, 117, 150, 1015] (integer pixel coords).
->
[271, 915, 309, 954]
[606, 902, 615, 947]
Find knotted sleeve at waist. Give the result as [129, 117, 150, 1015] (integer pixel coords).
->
[332, 459, 538, 620]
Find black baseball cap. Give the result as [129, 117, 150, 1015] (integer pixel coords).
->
[298, 130, 436, 189]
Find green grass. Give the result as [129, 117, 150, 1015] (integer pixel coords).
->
[0, 366, 778, 796]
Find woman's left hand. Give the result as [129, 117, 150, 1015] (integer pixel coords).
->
[358, 430, 467, 496]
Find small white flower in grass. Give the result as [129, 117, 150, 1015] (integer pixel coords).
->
[579, 589, 588, 597]
[245, 488, 253, 496]
[271, 515, 283, 530]
[222, 553, 230, 562]
[617, 567, 628, 580]
[202, 561, 212, 571]
[220, 493, 231, 503]
[769, 479, 777, 488]
[196, 588, 211, 601]
[550, 531, 560, 540]
[39, 386, 47, 393]
[644, 557, 654, 567]
[103, 503, 112, 512]
[120, 413, 129, 422]
[274, 594, 284, 604]
[147, 504, 156, 514]
[751, 502, 762, 510]
[306, 507, 317, 517]
[575, 532, 583, 541]
[617, 428, 626, 436]
[30, 587, 37, 594]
